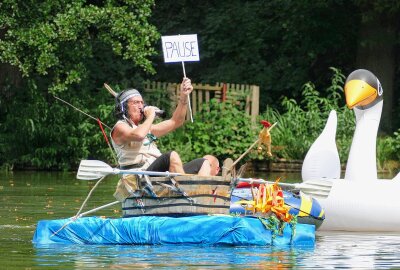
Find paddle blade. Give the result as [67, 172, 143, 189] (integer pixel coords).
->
[77, 160, 114, 180]
[297, 179, 333, 199]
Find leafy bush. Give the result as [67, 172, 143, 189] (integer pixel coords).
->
[260, 67, 354, 162]
[260, 67, 399, 174]
[377, 129, 400, 173]
[2, 66, 399, 173]
[0, 80, 117, 170]
[157, 99, 258, 163]
[141, 85, 175, 117]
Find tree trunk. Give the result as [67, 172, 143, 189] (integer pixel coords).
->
[0, 28, 22, 97]
[355, 17, 398, 132]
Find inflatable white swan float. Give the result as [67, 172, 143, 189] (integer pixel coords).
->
[302, 69, 400, 231]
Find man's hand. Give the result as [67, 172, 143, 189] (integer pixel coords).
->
[180, 77, 193, 96]
[143, 106, 156, 119]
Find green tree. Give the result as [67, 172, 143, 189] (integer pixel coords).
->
[151, 0, 359, 109]
[0, 0, 159, 93]
[352, 0, 400, 131]
[1, 0, 399, 171]
[150, 0, 400, 132]
[0, 0, 159, 169]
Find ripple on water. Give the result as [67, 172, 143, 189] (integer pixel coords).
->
[0, 224, 35, 229]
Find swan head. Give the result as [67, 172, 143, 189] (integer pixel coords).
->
[344, 69, 383, 109]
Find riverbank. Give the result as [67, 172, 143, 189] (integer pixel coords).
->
[3, 158, 398, 177]
[250, 159, 398, 176]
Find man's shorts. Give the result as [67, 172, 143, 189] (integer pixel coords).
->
[183, 158, 206, 174]
[146, 151, 173, 172]
[146, 152, 206, 174]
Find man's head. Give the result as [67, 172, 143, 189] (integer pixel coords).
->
[203, 155, 220, 176]
[115, 89, 145, 124]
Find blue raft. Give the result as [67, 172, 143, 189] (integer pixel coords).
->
[33, 215, 315, 246]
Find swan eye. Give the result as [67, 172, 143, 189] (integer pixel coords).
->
[377, 79, 383, 96]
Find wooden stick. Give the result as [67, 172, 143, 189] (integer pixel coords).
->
[104, 83, 118, 97]
[187, 94, 193, 123]
[268, 122, 278, 131]
[181, 63, 194, 123]
[229, 122, 278, 172]
[230, 139, 259, 169]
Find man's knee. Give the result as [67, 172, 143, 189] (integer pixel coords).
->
[169, 151, 181, 162]
[168, 151, 184, 173]
[201, 159, 211, 171]
[197, 159, 212, 176]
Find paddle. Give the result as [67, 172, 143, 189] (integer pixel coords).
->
[77, 160, 183, 180]
[235, 177, 333, 199]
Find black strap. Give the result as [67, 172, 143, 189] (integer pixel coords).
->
[120, 163, 144, 170]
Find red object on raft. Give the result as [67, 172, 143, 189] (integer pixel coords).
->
[260, 120, 271, 128]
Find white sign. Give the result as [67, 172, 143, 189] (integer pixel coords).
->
[161, 34, 200, 63]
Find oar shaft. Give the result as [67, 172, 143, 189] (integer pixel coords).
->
[235, 177, 296, 188]
[116, 169, 182, 177]
[235, 177, 332, 199]
[77, 201, 120, 218]
[51, 201, 120, 237]
[77, 160, 193, 180]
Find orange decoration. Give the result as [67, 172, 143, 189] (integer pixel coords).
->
[236, 178, 293, 222]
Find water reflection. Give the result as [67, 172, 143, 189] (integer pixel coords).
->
[34, 244, 316, 269]
[31, 233, 400, 269]
[313, 232, 400, 269]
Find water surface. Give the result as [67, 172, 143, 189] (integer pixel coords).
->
[1, 171, 400, 269]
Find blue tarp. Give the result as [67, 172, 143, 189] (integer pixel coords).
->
[33, 215, 315, 246]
